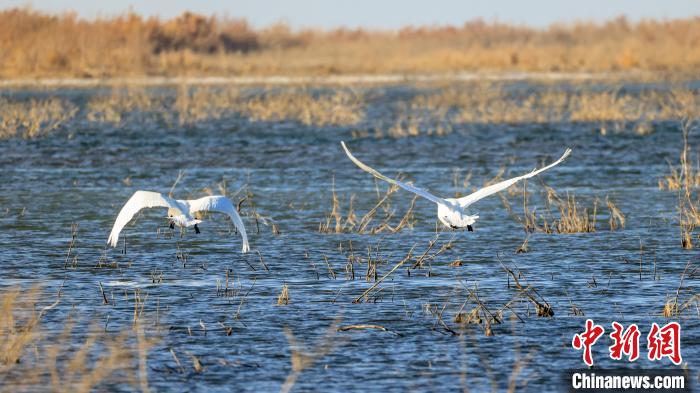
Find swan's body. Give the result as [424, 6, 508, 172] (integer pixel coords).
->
[341, 142, 571, 230]
[108, 191, 250, 253]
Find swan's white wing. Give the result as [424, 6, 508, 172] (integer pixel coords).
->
[341, 141, 445, 204]
[188, 196, 250, 253]
[456, 148, 572, 208]
[108, 191, 179, 247]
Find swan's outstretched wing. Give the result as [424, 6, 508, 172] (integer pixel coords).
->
[188, 196, 250, 253]
[456, 149, 572, 208]
[108, 191, 180, 247]
[341, 141, 445, 204]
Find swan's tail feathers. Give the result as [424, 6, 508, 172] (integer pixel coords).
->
[107, 230, 121, 248]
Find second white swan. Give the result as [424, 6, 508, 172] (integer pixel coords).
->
[341, 141, 571, 231]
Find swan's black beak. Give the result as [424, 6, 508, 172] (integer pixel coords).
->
[169, 221, 175, 229]
[194, 224, 201, 234]
[467, 225, 474, 232]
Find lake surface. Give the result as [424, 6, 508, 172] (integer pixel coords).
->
[0, 82, 697, 392]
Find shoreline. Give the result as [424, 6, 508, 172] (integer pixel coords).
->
[0, 71, 653, 88]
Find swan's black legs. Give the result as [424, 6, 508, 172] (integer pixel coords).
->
[169, 221, 175, 229]
[194, 224, 201, 234]
[467, 225, 474, 232]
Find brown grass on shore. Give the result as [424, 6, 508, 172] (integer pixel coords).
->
[1, 9, 700, 78]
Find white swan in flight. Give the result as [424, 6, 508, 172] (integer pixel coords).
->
[108, 191, 250, 253]
[341, 141, 571, 231]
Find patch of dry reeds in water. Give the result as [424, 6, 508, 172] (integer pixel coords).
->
[2, 9, 700, 77]
[0, 286, 152, 392]
[1, 83, 699, 140]
[0, 98, 77, 139]
[410, 84, 700, 132]
[319, 178, 417, 234]
[501, 183, 625, 234]
[659, 118, 700, 249]
[83, 85, 364, 128]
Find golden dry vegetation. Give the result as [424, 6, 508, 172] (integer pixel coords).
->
[1, 8, 700, 78]
[411, 84, 700, 129]
[2, 82, 699, 140]
[0, 287, 152, 392]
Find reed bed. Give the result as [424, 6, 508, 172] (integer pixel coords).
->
[174, 85, 244, 125]
[2, 9, 700, 78]
[0, 97, 77, 138]
[86, 85, 364, 128]
[244, 89, 364, 127]
[1, 83, 698, 140]
[86, 88, 167, 125]
[411, 84, 700, 131]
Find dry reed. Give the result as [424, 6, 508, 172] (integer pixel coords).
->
[244, 89, 364, 127]
[0, 97, 77, 138]
[502, 181, 626, 233]
[319, 178, 416, 234]
[0, 287, 151, 392]
[277, 284, 290, 305]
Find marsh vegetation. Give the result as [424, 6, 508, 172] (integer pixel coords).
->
[0, 78, 698, 391]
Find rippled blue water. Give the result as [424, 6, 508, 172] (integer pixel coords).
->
[0, 83, 697, 392]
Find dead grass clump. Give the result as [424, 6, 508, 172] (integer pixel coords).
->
[86, 88, 165, 125]
[244, 89, 364, 127]
[504, 183, 625, 233]
[411, 84, 700, 129]
[606, 197, 626, 231]
[659, 119, 700, 191]
[548, 192, 598, 234]
[0, 287, 152, 392]
[0, 97, 77, 139]
[515, 186, 597, 234]
[277, 284, 290, 305]
[174, 85, 243, 125]
[568, 90, 638, 123]
[319, 179, 416, 234]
